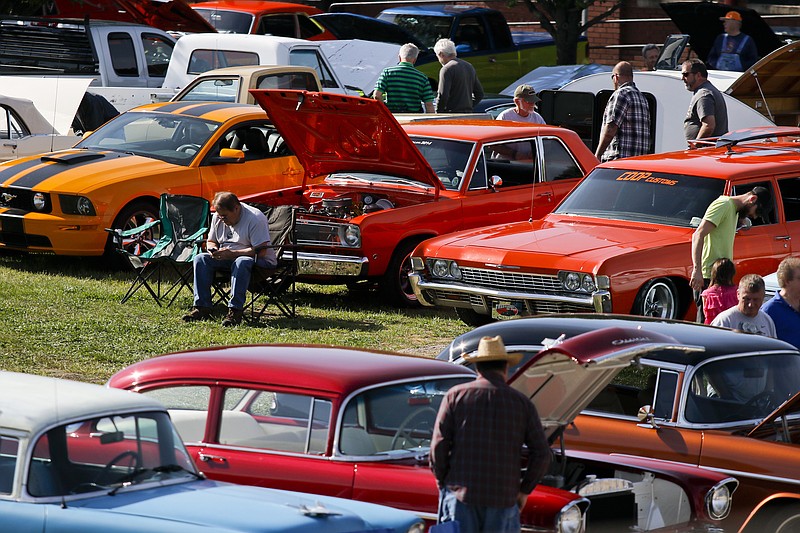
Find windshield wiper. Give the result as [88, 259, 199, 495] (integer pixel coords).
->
[108, 464, 204, 495]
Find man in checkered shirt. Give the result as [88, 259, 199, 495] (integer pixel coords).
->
[595, 61, 652, 162]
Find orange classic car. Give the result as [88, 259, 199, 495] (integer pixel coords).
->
[0, 101, 303, 256]
[192, 0, 335, 40]
[409, 126, 800, 324]
[243, 90, 599, 306]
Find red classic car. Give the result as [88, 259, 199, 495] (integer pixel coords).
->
[439, 314, 800, 533]
[192, 0, 335, 40]
[243, 89, 598, 306]
[409, 126, 800, 324]
[107, 330, 740, 533]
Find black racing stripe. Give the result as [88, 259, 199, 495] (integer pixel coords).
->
[11, 152, 131, 189]
[0, 158, 43, 183]
[179, 102, 244, 117]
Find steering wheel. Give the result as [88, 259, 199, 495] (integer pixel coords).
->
[96, 450, 139, 485]
[176, 143, 201, 155]
[742, 390, 780, 417]
[390, 407, 438, 450]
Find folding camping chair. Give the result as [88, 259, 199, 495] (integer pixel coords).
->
[212, 204, 297, 319]
[108, 194, 210, 306]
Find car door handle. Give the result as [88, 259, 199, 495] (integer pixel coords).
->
[2, 142, 17, 148]
[774, 235, 791, 241]
[198, 453, 228, 464]
[536, 192, 553, 198]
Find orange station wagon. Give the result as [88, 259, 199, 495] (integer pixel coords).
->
[0, 101, 303, 256]
[410, 126, 800, 324]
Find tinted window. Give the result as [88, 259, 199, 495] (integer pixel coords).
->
[142, 33, 173, 78]
[257, 14, 297, 37]
[556, 168, 725, 227]
[485, 141, 537, 187]
[542, 137, 583, 181]
[778, 177, 800, 222]
[108, 32, 138, 77]
[289, 49, 337, 89]
[187, 50, 259, 75]
[298, 16, 325, 39]
[382, 14, 451, 49]
[454, 17, 488, 51]
[194, 8, 254, 33]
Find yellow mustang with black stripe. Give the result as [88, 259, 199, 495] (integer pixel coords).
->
[0, 101, 303, 256]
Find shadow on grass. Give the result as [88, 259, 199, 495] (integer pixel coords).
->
[0, 250, 123, 280]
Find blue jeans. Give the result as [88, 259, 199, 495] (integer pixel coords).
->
[437, 487, 520, 533]
[193, 253, 257, 310]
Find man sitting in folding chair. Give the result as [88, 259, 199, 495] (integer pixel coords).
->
[183, 191, 276, 327]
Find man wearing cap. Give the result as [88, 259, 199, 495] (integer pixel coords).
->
[431, 336, 550, 533]
[594, 61, 651, 162]
[690, 187, 771, 322]
[497, 85, 545, 124]
[707, 11, 759, 72]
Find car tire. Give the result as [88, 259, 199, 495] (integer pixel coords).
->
[764, 505, 800, 533]
[632, 279, 679, 319]
[381, 239, 425, 308]
[106, 199, 161, 260]
[456, 307, 494, 327]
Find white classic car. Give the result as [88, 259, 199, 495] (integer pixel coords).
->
[0, 371, 423, 533]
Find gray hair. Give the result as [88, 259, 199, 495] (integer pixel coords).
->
[641, 43, 658, 57]
[434, 38, 456, 58]
[399, 43, 419, 61]
[738, 273, 765, 294]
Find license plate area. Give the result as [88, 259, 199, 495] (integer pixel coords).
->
[491, 300, 524, 320]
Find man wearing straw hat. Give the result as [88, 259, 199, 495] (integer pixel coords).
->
[431, 336, 550, 532]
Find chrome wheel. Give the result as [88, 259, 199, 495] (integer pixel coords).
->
[635, 279, 678, 319]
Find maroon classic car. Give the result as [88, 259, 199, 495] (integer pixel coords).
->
[108, 328, 738, 532]
[243, 90, 598, 307]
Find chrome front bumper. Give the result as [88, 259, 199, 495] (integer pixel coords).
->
[409, 273, 612, 316]
[287, 251, 368, 277]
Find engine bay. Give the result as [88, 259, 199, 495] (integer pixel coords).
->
[303, 192, 396, 220]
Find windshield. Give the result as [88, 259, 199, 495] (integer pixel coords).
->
[555, 168, 725, 227]
[193, 8, 254, 34]
[28, 411, 196, 497]
[339, 377, 472, 457]
[75, 112, 220, 166]
[686, 353, 800, 424]
[379, 13, 452, 49]
[411, 136, 474, 191]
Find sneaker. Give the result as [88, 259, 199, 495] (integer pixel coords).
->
[182, 306, 212, 322]
[222, 308, 244, 327]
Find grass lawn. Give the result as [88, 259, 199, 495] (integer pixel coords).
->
[0, 252, 470, 384]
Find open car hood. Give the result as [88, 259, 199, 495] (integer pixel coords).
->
[747, 390, 800, 438]
[660, 2, 783, 63]
[508, 327, 703, 440]
[250, 89, 440, 189]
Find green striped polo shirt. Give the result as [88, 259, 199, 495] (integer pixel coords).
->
[374, 61, 434, 113]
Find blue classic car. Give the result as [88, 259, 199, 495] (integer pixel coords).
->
[0, 371, 424, 533]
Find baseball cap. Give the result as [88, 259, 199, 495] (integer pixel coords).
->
[720, 11, 742, 22]
[514, 84, 541, 104]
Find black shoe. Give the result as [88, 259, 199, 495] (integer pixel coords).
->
[222, 308, 244, 327]
[182, 306, 212, 322]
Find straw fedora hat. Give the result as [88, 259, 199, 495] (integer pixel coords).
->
[463, 336, 523, 365]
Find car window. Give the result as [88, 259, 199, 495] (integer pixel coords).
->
[541, 137, 584, 182]
[289, 49, 337, 89]
[384, 14, 451, 49]
[469, 152, 487, 190]
[685, 353, 800, 424]
[0, 105, 28, 139]
[221, 388, 330, 454]
[215, 124, 291, 160]
[585, 365, 659, 417]
[257, 14, 298, 37]
[194, 8, 254, 34]
[298, 15, 325, 39]
[556, 168, 725, 227]
[410, 136, 473, 191]
[485, 141, 537, 187]
[778, 177, 800, 222]
[454, 17, 488, 52]
[256, 72, 318, 91]
[732, 180, 777, 225]
[339, 377, 471, 455]
[142, 33, 173, 78]
[180, 78, 240, 102]
[108, 32, 138, 78]
[0, 436, 19, 494]
[187, 49, 259, 75]
[143, 386, 211, 443]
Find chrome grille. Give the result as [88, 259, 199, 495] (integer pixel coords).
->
[460, 267, 562, 293]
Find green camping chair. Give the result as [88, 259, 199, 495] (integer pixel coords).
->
[108, 194, 210, 306]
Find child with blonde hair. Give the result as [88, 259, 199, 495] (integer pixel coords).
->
[701, 257, 737, 324]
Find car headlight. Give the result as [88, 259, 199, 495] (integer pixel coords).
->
[427, 259, 461, 280]
[59, 195, 96, 216]
[343, 225, 360, 246]
[32, 192, 48, 211]
[706, 478, 737, 520]
[559, 271, 597, 294]
[556, 500, 585, 533]
[449, 261, 461, 279]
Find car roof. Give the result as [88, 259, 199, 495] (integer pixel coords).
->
[381, 5, 496, 17]
[595, 140, 800, 181]
[133, 101, 267, 122]
[441, 314, 798, 367]
[193, 1, 322, 15]
[0, 371, 164, 435]
[109, 345, 475, 396]
[402, 120, 576, 143]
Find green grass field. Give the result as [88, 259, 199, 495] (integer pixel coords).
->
[0, 252, 469, 384]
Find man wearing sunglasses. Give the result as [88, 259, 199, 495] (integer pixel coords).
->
[682, 58, 728, 142]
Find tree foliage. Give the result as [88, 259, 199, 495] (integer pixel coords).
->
[512, 0, 623, 65]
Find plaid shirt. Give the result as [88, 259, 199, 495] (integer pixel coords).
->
[430, 372, 550, 507]
[600, 81, 651, 161]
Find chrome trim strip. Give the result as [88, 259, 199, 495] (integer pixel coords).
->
[283, 251, 368, 277]
[410, 277, 595, 306]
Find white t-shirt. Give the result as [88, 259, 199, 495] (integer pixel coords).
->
[208, 203, 276, 266]
[711, 307, 777, 338]
[497, 107, 545, 124]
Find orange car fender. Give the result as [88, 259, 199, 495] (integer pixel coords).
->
[739, 492, 800, 532]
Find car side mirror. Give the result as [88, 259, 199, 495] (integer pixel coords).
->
[736, 217, 753, 233]
[209, 148, 245, 165]
[637, 405, 659, 429]
[489, 175, 503, 191]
